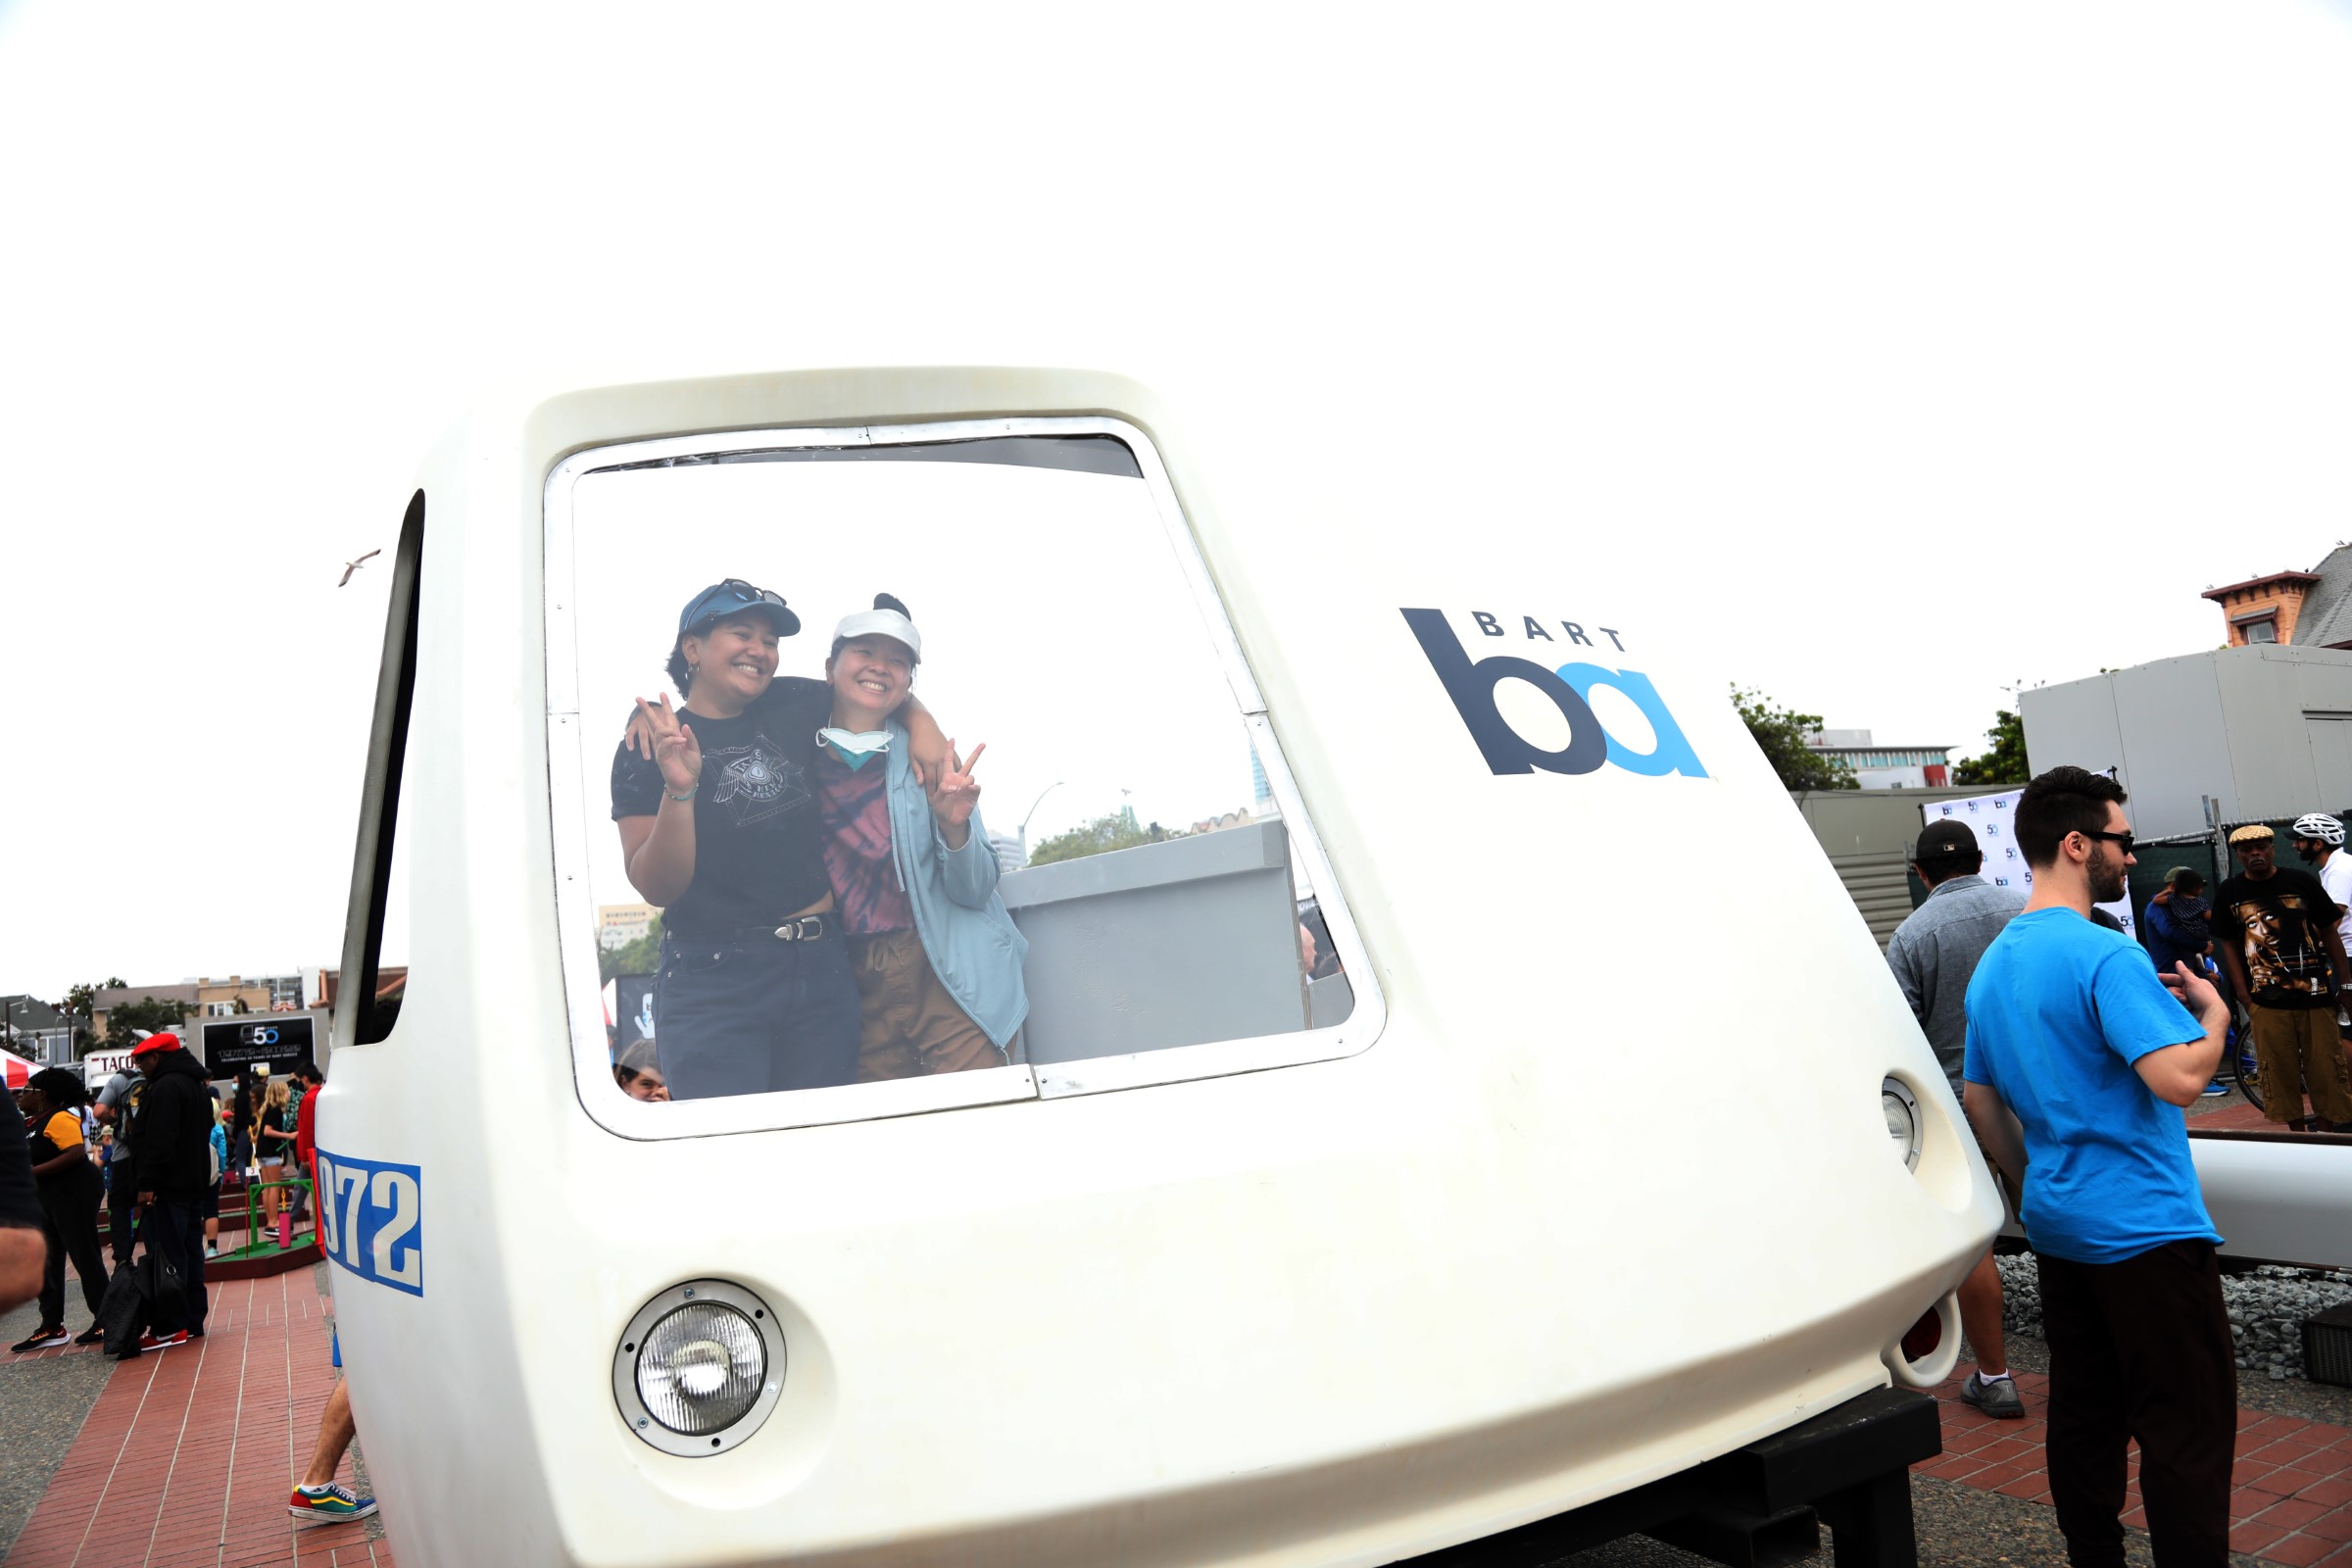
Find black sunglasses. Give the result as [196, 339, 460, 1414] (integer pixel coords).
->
[2077, 828, 2135, 856]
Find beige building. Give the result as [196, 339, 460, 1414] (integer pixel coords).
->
[598, 901, 659, 950]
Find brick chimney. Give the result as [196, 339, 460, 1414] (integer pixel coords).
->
[2202, 570, 2322, 647]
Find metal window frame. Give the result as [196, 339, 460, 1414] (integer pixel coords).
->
[544, 416, 1383, 1140]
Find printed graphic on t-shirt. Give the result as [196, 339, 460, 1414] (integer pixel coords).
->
[706, 731, 809, 828]
[2232, 893, 2332, 1002]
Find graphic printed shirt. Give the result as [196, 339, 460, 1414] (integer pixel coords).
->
[611, 677, 833, 938]
[2212, 866, 2342, 1009]
[817, 749, 913, 935]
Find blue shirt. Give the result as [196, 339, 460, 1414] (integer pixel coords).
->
[1962, 907, 2220, 1264]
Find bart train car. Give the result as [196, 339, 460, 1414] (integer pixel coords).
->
[316, 367, 1999, 1567]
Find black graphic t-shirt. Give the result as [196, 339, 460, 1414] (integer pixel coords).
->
[611, 677, 833, 938]
[2213, 866, 2343, 1008]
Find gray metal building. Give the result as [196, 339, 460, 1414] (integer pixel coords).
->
[2019, 644, 2352, 840]
[1791, 784, 2018, 949]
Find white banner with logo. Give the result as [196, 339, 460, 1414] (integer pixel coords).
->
[1918, 789, 2135, 936]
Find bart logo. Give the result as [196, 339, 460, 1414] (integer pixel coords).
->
[1401, 609, 1706, 779]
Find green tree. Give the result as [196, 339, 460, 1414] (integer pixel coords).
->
[107, 994, 190, 1044]
[1731, 685, 1858, 792]
[1952, 710, 2029, 786]
[1028, 807, 1172, 867]
[59, 977, 126, 1056]
[601, 916, 665, 983]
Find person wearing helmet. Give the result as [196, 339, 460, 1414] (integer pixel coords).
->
[2289, 812, 2352, 947]
[2212, 823, 2352, 1131]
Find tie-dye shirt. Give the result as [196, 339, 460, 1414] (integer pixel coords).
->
[817, 750, 913, 935]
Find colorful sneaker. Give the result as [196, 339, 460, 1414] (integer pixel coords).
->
[136, 1330, 189, 1352]
[72, 1325, 107, 1346]
[289, 1483, 377, 1521]
[2201, 1080, 2231, 1097]
[1960, 1371, 2026, 1418]
[11, 1327, 69, 1353]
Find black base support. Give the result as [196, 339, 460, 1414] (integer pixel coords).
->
[1400, 1385, 1940, 1568]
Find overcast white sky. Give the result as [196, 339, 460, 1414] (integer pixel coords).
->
[3, 1, 2348, 1001]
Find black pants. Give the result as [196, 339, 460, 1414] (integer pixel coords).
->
[655, 930, 861, 1099]
[105, 1168, 137, 1267]
[142, 1196, 209, 1338]
[36, 1178, 108, 1328]
[2037, 1241, 2235, 1567]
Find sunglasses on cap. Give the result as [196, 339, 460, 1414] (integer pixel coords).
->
[677, 578, 800, 637]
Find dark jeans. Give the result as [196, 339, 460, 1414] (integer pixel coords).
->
[655, 929, 860, 1099]
[143, 1196, 209, 1338]
[2037, 1240, 2235, 1567]
[37, 1178, 108, 1328]
[105, 1166, 137, 1267]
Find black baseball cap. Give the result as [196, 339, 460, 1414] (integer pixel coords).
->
[1915, 820, 1982, 861]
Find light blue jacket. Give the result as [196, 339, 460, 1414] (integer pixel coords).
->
[882, 720, 1030, 1050]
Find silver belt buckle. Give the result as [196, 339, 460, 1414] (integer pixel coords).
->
[773, 916, 818, 942]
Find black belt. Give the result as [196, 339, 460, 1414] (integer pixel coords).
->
[676, 914, 836, 944]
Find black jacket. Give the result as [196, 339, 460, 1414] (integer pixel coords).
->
[129, 1052, 213, 1199]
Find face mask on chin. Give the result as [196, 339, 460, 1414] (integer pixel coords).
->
[818, 728, 893, 770]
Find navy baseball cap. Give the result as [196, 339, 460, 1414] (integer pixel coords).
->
[676, 578, 800, 638]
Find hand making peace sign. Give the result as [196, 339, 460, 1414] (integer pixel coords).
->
[634, 694, 704, 798]
[927, 740, 986, 831]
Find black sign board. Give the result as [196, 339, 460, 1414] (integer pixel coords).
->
[612, 976, 657, 1060]
[200, 1016, 315, 1077]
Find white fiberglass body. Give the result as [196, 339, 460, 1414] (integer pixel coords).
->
[316, 367, 1999, 1567]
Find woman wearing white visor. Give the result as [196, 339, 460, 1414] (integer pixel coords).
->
[817, 595, 1029, 1080]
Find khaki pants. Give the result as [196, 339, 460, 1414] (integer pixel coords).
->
[2247, 1004, 2352, 1125]
[850, 928, 1005, 1082]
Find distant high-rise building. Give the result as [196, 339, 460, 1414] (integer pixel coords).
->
[598, 902, 660, 950]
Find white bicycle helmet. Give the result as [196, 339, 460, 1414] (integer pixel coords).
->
[2291, 812, 2346, 847]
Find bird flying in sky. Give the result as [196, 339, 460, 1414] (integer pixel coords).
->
[337, 549, 382, 587]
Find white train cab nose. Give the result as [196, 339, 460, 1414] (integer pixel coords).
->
[316, 368, 1997, 1567]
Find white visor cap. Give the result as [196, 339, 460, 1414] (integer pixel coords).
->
[831, 607, 921, 662]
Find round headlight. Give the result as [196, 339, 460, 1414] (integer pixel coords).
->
[638, 1301, 765, 1434]
[1883, 1077, 1923, 1171]
[614, 1280, 788, 1456]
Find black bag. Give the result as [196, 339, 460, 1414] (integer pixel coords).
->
[98, 1243, 150, 1357]
[142, 1243, 186, 1336]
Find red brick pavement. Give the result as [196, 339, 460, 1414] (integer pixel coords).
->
[1921, 1364, 2352, 1565]
[4, 1270, 399, 1568]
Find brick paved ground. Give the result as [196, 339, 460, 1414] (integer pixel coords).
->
[1923, 1362, 2352, 1565]
[3, 1270, 398, 1568]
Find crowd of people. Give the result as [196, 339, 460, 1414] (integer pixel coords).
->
[4, 1036, 374, 1522]
[8, 1041, 323, 1352]
[1887, 768, 2352, 1565]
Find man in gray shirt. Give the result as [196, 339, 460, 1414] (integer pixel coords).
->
[92, 1071, 142, 1268]
[1886, 817, 2028, 1416]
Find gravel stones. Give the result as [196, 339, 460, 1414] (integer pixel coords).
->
[1996, 1253, 2352, 1382]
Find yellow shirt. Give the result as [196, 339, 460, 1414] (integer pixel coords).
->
[38, 1109, 84, 1158]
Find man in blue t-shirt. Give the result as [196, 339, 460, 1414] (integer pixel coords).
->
[1962, 766, 2233, 1567]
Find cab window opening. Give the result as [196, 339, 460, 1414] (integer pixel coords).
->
[564, 429, 1358, 1125]
[342, 490, 423, 1048]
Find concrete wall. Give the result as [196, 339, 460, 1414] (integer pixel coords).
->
[999, 818, 1312, 1063]
[2021, 645, 2352, 839]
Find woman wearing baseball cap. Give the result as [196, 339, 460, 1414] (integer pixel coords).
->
[612, 579, 954, 1099]
[815, 595, 1029, 1081]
